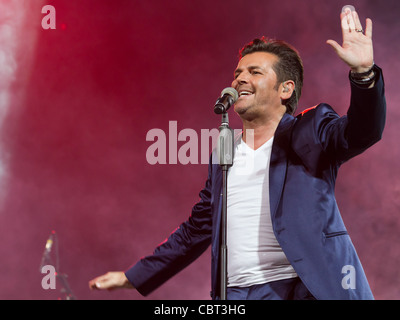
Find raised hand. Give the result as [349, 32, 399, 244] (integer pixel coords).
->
[327, 6, 374, 73]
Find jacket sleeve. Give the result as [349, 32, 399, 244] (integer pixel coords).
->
[124, 164, 213, 296]
[292, 65, 386, 172]
[344, 65, 386, 156]
[315, 65, 386, 165]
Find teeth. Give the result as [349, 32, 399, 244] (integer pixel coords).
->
[239, 91, 253, 97]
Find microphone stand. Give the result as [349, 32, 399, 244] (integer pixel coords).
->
[57, 273, 77, 300]
[217, 112, 233, 300]
[39, 231, 77, 300]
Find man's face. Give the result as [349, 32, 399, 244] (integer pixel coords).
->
[231, 51, 283, 120]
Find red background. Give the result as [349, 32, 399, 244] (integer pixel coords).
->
[0, 0, 399, 299]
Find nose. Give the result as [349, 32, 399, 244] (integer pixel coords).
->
[232, 72, 249, 88]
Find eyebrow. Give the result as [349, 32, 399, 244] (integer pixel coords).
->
[234, 65, 264, 77]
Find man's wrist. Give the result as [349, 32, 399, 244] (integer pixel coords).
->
[349, 64, 376, 88]
[350, 64, 375, 78]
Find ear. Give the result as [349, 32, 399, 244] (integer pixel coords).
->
[279, 80, 295, 100]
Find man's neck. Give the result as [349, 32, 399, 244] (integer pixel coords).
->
[241, 111, 285, 150]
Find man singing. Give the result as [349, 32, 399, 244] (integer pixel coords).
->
[89, 7, 385, 300]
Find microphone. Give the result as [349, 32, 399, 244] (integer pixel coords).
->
[214, 87, 238, 114]
[39, 231, 55, 270]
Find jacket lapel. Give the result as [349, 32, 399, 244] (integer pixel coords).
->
[269, 113, 296, 220]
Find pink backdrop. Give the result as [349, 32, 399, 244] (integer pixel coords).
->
[0, 0, 399, 299]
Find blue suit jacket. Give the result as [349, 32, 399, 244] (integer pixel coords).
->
[126, 66, 386, 300]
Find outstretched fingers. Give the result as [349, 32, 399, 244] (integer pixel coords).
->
[341, 9, 363, 33]
[326, 6, 374, 71]
[365, 18, 373, 39]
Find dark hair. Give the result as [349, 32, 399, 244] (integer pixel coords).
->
[239, 37, 303, 115]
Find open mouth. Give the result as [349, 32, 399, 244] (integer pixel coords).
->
[238, 90, 254, 98]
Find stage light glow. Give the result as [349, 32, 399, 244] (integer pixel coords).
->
[0, 0, 44, 207]
[341, 5, 356, 13]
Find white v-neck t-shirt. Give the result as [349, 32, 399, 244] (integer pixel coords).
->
[227, 137, 297, 287]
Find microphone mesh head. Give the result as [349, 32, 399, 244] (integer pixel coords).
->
[221, 87, 238, 103]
